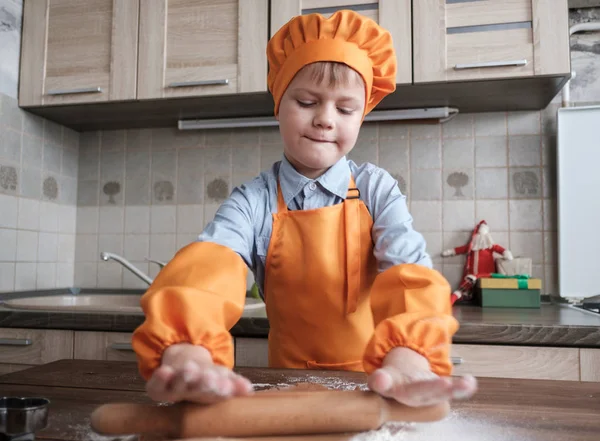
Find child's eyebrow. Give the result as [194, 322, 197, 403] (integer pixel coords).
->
[337, 96, 361, 104]
[290, 87, 319, 96]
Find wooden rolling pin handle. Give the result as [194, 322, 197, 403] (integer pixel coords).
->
[91, 403, 180, 437]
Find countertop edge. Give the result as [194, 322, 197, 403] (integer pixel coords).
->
[1, 310, 600, 348]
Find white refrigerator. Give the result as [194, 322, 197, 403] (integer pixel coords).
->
[557, 105, 600, 303]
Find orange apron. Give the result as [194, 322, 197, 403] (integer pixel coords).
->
[264, 175, 378, 372]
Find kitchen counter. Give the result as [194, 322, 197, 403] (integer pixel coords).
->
[1, 289, 600, 347]
[0, 359, 599, 440]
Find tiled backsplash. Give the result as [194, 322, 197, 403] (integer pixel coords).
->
[0, 0, 79, 292]
[0, 92, 79, 291]
[70, 6, 596, 295]
[74, 106, 560, 295]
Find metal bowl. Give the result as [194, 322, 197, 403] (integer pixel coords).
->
[0, 397, 49, 436]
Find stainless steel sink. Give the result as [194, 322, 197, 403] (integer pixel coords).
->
[2, 294, 143, 314]
[1, 294, 266, 317]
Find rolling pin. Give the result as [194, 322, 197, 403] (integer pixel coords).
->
[91, 390, 449, 438]
[150, 434, 369, 441]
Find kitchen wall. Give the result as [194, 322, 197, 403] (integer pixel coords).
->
[73, 111, 559, 294]
[73, 7, 600, 295]
[0, 0, 79, 291]
[1, 2, 598, 296]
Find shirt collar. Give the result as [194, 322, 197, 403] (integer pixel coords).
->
[278, 155, 351, 206]
[317, 156, 351, 199]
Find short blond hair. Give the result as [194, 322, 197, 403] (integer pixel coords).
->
[302, 61, 364, 88]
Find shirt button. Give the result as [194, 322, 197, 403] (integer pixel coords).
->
[308, 182, 317, 191]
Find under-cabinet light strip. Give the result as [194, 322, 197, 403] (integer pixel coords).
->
[178, 107, 459, 130]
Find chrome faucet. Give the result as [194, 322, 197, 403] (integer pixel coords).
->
[100, 251, 154, 285]
[145, 257, 167, 269]
[99, 251, 266, 311]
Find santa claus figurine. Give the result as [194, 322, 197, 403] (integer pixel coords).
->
[442, 220, 513, 304]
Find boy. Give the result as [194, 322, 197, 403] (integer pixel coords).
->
[132, 10, 477, 407]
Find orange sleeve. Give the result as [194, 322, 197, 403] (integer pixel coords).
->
[131, 241, 248, 381]
[363, 264, 459, 376]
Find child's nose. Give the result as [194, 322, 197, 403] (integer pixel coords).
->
[313, 106, 335, 129]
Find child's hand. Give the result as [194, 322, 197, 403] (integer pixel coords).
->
[145, 343, 254, 404]
[367, 347, 477, 407]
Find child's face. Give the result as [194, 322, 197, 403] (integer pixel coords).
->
[276, 64, 366, 179]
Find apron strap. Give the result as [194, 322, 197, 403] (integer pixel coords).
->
[276, 180, 287, 213]
[276, 175, 361, 314]
[344, 177, 360, 314]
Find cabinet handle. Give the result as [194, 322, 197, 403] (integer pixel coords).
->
[302, 3, 378, 15]
[0, 338, 33, 346]
[167, 79, 229, 88]
[109, 343, 133, 351]
[451, 356, 463, 365]
[454, 59, 528, 70]
[447, 0, 487, 3]
[46, 87, 103, 95]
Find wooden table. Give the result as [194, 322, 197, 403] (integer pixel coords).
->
[0, 360, 599, 441]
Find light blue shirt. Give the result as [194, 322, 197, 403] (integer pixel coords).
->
[198, 155, 432, 297]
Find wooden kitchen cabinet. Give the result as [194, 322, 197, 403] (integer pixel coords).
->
[19, 0, 139, 106]
[18, 0, 572, 129]
[0, 330, 595, 381]
[0, 364, 34, 376]
[270, 0, 412, 84]
[451, 344, 580, 381]
[580, 348, 600, 382]
[234, 338, 588, 381]
[137, 0, 268, 99]
[413, 0, 570, 83]
[235, 337, 269, 367]
[19, 0, 268, 106]
[270, 0, 412, 85]
[0, 328, 74, 375]
[73, 331, 137, 361]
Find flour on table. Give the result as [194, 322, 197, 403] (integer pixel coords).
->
[350, 409, 523, 441]
[252, 376, 368, 391]
[288, 375, 369, 391]
[66, 423, 138, 441]
[251, 382, 292, 390]
[350, 422, 416, 441]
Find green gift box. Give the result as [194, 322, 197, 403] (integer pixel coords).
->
[474, 274, 541, 308]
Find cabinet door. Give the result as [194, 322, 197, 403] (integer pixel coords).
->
[451, 344, 580, 381]
[74, 331, 137, 361]
[234, 337, 269, 367]
[138, 0, 268, 99]
[0, 328, 73, 364]
[19, 0, 139, 106]
[413, 0, 570, 83]
[270, 0, 412, 85]
[0, 364, 34, 376]
[580, 349, 600, 382]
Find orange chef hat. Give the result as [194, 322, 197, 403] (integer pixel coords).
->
[267, 10, 397, 117]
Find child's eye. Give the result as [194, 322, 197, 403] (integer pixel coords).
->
[338, 108, 354, 115]
[297, 100, 315, 107]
